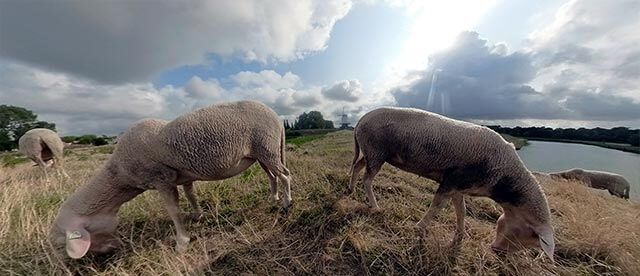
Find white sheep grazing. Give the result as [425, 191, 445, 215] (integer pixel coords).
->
[50, 100, 291, 259]
[349, 107, 555, 261]
[18, 128, 70, 182]
[550, 168, 630, 199]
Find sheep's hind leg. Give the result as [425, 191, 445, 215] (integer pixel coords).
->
[259, 162, 279, 202]
[349, 157, 366, 193]
[451, 192, 466, 243]
[415, 188, 452, 238]
[52, 156, 70, 179]
[157, 185, 190, 252]
[34, 156, 50, 183]
[362, 161, 383, 209]
[277, 173, 292, 208]
[182, 182, 203, 221]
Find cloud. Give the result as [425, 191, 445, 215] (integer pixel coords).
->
[528, 0, 640, 101]
[391, 32, 566, 119]
[390, 0, 640, 124]
[0, 62, 365, 135]
[321, 80, 362, 102]
[0, 0, 352, 84]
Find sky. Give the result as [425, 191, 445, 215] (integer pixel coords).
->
[1, 0, 639, 135]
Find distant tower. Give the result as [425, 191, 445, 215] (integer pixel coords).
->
[340, 107, 351, 129]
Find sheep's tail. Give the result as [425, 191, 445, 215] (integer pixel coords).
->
[349, 134, 360, 176]
[280, 126, 290, 176]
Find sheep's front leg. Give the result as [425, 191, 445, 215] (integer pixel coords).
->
[157, 186, 190, 252]
[415, 191, 451, 237]
[182, 182, 203, 220]
[451, 193, 465, 242]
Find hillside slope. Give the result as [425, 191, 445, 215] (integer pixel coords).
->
[1, 131, 639, 275]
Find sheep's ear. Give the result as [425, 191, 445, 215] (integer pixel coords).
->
[534, 224, 555, 262]
[65, 229, 91, 259]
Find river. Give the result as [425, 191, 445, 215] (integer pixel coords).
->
[517, 140, 640, 199]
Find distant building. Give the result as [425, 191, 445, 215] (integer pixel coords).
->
[339, 107, 353, 129]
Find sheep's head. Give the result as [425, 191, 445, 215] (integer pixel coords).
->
[50, 208, 121, 259]
[491, 210, 555, 261]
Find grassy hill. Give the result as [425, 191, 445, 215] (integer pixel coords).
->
[1, 130, 639, 275]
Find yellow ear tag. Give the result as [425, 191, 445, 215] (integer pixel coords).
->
[67, 231, 82, 240]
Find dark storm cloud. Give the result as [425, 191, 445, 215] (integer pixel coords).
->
[391, 30, 640, 121]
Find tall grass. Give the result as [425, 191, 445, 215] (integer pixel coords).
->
[0, 130, 638, 275]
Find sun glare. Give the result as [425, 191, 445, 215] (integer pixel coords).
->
[387, 0, 498, 78]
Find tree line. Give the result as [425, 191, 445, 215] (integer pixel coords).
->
[284, 111, 334, 130]
[487, 125, 640, 147]
[0, 105, 114, 151]
[2, 105, 337, 151]
[0, 105, 56, 151]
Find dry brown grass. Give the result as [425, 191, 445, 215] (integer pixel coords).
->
[1, 130, 638, 275]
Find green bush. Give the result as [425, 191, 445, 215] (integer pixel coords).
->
[77, 135, 97, 144]
[61, 136, 77, 143]
[92, 137, 108, 146]
[2, 154, 30, 168]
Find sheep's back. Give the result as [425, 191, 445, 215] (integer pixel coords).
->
[156, 101, 282, 177]
[355, 107, 516, 173]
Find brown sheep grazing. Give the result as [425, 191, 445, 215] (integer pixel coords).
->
[18, 128, 69, 182]
[550, 168, 630, 199]
[50, 100, 291, 259]
[350, 107, 555, 261]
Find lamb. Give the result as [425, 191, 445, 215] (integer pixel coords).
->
[349, 107, 555, 261]
[50, 100, 291, 259]
[18, 128, 70, 182]
[550, 168, 630, 199]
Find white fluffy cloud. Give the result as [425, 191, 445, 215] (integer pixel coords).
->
[0, 0, 352, 84]
[321, 80, 362, 102]
[0, 62, 369, 135]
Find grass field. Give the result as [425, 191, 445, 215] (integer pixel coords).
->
[1, 130, 639, 275]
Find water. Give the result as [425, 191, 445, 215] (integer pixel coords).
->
[517, 140, 640, 199]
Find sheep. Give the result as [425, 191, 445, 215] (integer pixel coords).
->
[18, 128, 69, 182]
[550, 168, 630, 199]
[50, 100, 291, 259]
[349, 107, 555, 261]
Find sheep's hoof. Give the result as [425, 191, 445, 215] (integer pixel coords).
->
[187, 212, 204, 222]
[175, 236, 190, 253]
[282, 199, 292, 209]
[270, 194, 280, 202]
[346, 186, 355, 194]
[451, 231, 465, 245]
[414, 226, 427, 238]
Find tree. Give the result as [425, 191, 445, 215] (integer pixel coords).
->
[323, 120, 335, 129]
[293, 111, 334, 129]
[0, 105, 56, 151]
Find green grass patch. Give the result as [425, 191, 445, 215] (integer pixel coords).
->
[2, 154, 30, 168]
[286, 134, 325, 146]
[33, 193, 65, 216]
[92, 145, 115, 155]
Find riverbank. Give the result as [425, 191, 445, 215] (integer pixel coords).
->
[523, 137, 640, 154]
